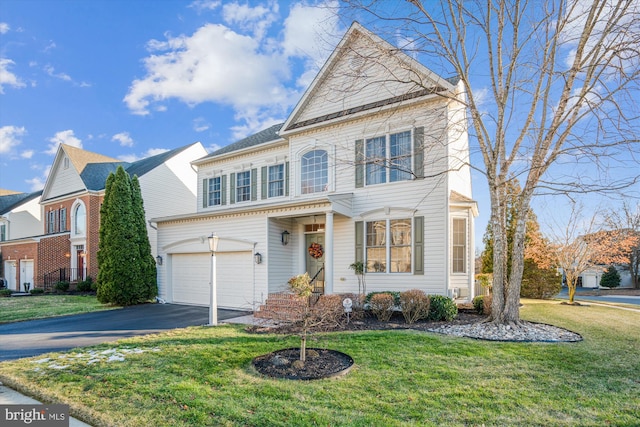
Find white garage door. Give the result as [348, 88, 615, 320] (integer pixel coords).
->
[171, 252, 254, 310]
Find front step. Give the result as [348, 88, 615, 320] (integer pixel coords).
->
[254, 292, 308, 322]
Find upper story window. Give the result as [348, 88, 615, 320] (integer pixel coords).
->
[74, 203, 86, 236]
[365, 130, 412, 185]
[236, 171, 251, 202]
[301, 150, 328, 194]
[268, 164, 284, 198]
[356, 127, 423, 188]
[452, 218, 467, 273]
[59, 208, 67, 232]
[47, 210, 56, 234]
[63, 157, 70, 169]
[0, 223, 6, 241]
[208, 177, 221, 206]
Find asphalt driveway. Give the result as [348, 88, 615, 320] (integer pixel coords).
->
[0, 304, 249, 361]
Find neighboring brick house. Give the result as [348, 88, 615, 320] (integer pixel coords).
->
[0, 142, 206, 291]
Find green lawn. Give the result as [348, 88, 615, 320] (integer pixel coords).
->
[0, 295, 119, 323]
[0, 300, 638, 426]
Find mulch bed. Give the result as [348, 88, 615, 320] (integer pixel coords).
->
[252, 348, 354, 380]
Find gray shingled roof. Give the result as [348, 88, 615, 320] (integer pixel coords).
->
[200, 123, 284, 160]
[78, 143, 197, 191]
[0, 191, 43, 215]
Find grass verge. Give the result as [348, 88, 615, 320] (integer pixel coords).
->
[0, 295, 119, 324]
[0, 300, 638, 426]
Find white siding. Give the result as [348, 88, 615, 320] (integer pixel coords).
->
[267, 218, 298, 293]
[139, 143, 206, 257]
[3, 197, 42, 240]
[297, 33, 435, 122]
[47, 157, 85, 200]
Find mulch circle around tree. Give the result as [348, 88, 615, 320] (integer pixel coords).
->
[252, 348, 354, 380]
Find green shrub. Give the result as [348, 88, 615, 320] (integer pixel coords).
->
[370, 293, 395, 322]
[428, 295, 458, 321]
[365, 291, 400, 306]
[30, 288, 44, 295]
[399, 289, 430, 324]
[600, 265, 621, 288]
[54, 281, 70, 292]
[520, 259, 561, 299]
[473, 294, 493, 316]
[76, 276, 94, 292]
[473, 295, 485, 314]
[0, 289, 13, 297]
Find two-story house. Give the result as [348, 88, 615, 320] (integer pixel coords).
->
[0, 142, 206, 291]
[153, 22, 478, 311]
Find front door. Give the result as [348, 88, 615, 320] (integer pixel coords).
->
[305, 233, 325, 293]
[4, 260, 17, 291]
[20, 259, 34, 292]
[77, 248, 85, 281]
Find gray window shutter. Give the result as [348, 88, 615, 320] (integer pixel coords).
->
[251, 168, 258, 201]
[414, 216, 424, 275]
[355, 139, 364, 188]
[230, 173, 236, 204]
[202, 179, 208, 208]
[261, 166, 268, 199]
[414, 127, 424, 179]
[355, 221, 364, 263]
[221, 175, 227, 205]
[285, 161, 290, 196]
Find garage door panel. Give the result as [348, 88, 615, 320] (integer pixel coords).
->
[171, 252, 253, 310]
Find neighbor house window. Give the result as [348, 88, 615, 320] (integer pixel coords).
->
[74, 204, 86, 236]
[452, 218, 467, 273]
[268, 164, 284, 198]
[208, 177, 221, 206]
[0, 224, 6, 241]
[59, 208, 67, 232]
[365, 218, 412, 273]
[301, 150, 328, 194]
[365, 130, 412, 185]
[236, 171, 251, 202]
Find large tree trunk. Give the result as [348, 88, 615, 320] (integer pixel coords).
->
[488, 183, 509, 322]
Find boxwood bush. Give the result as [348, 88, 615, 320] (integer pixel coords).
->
[30, 288, 45, 295]
[54, 281, 70, 292]
[428, 295, 458, 321]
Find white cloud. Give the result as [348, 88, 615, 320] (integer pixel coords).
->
[44, 65, 72, 82]
[206, 143, 222, 153]
[112, 132, 134, 147]
[189, 0, 221, 13]
[193, 117, 210, 132]
[21, 150, 34, 159]
[124, 1, 342, 137]
[46, 130, 82, 155]
[0, 23, 9, 34]
[222, 1, 278, 39]
[0, 58, 26, 93]
[118, 148, 169, 163]
[26, 165, 51, 191]
[0, 125, 26, 154]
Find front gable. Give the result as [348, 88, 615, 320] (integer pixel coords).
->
[42, 145, 120, 201]
[282, 22, 455, 134]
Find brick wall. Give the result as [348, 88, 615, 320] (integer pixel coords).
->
[38, 233, 71, 287]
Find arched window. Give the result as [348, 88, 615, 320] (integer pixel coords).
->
[74, 203, 86, 236]
[301, 150, 328, 194]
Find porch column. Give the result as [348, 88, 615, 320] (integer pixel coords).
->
[325, 212, 334, 294]
[298, 222, 306, 275]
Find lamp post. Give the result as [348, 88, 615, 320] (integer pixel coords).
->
[208, 233, 219, 326]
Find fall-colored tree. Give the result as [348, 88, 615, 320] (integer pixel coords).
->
[602, 202, 640, 288]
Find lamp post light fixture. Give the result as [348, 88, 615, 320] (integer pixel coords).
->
[207, 233, 220, 326]
[281, 230, 290, 246]
[155, 255, 163, 265]
[254, 252, 262, 264]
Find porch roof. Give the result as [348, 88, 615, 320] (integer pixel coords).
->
[152, 193, 354, 225]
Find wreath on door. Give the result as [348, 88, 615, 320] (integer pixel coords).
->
[308, 242, 324, 259]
